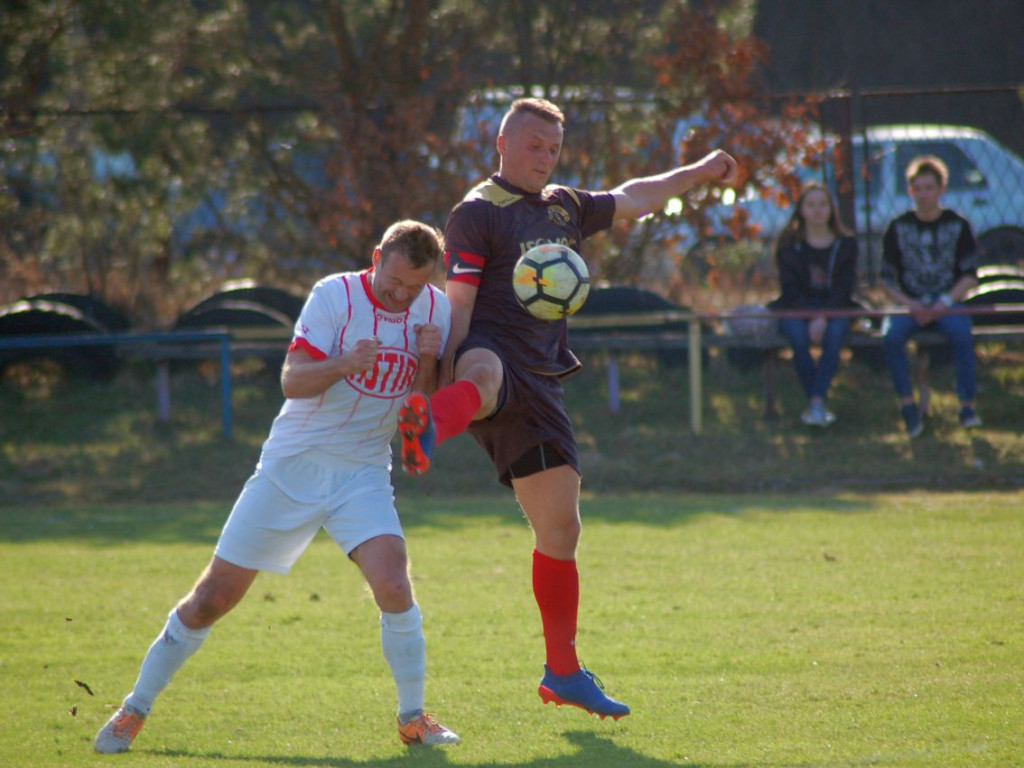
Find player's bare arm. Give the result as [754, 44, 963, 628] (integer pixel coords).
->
[411, 323, 442, 394]
[610, 149, 739, 221]
[280, 338, 380, 399]
[439, 281, 479, 387]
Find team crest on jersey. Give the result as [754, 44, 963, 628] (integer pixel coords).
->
[348, 348, 418, 398]
[547, 205, 571, 228]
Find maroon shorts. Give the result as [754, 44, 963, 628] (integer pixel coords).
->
[457, 337, 578, 488]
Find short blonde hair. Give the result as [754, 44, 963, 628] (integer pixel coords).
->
[500, 98, 565, 135]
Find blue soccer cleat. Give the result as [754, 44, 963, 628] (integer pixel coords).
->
[398, 392, 435, 476]
[538, 663, 630, 720]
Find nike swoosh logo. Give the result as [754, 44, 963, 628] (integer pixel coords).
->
[452, 264, 482, 274]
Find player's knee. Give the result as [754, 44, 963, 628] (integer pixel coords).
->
[537, 515, 581, 556]
[371, 573, 414, 613]
[462, 362, 500, 403]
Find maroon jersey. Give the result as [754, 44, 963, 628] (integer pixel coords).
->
[444, 175, 615, 377]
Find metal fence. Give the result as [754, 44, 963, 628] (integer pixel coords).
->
[2, 84, 1023, 323]
[817, 86, 1024, 282]
[642, 85, 1024, 311]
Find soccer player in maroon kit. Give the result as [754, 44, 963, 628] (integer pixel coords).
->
[399, 98, 738, 718]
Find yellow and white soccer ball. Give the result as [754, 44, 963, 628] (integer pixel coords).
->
[512, 243, 590, 320]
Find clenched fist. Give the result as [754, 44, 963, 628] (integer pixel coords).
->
[414, 323, 442, 360]
[344, 337, 380, 375]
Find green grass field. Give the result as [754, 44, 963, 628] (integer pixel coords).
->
[2, 344, 1023, 765]
[2, 492, 1021, 767]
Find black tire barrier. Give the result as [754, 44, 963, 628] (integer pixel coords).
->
[978, 226, 1024, 266]
[966, 281, 1024, 326]
[0, 299, 121, 381]
[25, 292, 133, 332]
[173, 300, 295, 331]
[183, 284, 305, 324]
[172, 299, 295, 372]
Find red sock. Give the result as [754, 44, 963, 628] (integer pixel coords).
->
[532, 549, 580, 676]
[430, 380, 481, 445]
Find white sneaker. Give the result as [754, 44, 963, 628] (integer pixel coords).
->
[94, 705, 146, 754]
[959, 405, 982, 428]
[397, 712, 460, 746]
[801, 403, 836, 428]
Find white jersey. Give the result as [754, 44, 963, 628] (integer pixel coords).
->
[260, 269, 451, 466]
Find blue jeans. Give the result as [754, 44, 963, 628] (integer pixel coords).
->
[777, 316, 852, 400]
[882, 309, 977, 402]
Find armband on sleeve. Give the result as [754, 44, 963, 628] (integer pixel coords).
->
[445, 249, 485, 287]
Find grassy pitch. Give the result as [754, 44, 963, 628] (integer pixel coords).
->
[1, 492, 1022, 767]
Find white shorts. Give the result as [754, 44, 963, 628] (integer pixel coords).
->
[214, 450, 403, 574]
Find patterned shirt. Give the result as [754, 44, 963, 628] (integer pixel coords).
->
[444, 175, 615, 376]
[261, 269, 451, 466]
[881, 209, 978, 299]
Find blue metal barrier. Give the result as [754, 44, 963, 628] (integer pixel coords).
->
[0, 329, 236, 439]
[4, 306, 1024, 437]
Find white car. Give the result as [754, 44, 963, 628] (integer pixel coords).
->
[658, 124, 1024, 271]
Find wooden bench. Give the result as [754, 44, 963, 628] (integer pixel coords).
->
[745, 325, 1024, 419]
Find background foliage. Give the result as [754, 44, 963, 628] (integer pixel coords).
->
[1, 0, 820, 327]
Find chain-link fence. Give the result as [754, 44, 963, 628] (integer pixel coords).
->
[3, 85, 1023, 329]
[820, 86, 1024, 282]
[646, 85, 1024, 312]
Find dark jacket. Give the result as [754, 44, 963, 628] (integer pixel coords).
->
[772, 236, 859, 310]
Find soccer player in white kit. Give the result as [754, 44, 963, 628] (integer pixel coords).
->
[94, 220, 459, 753]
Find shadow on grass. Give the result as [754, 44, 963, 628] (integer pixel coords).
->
[10, 480, 1024, 546]
[0, 492, 892, 545]
[153, 731, 722, 767]
[0, 502, 229, 544]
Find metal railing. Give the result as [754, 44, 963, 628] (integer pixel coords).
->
[3, 303, 1023, 439]
[0, 330, 239, 438]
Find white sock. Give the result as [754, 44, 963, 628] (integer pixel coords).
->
[124, 609, 211, 715]
[380, 604, 426, 719]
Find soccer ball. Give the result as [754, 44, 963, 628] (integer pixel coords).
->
[512, 243, 590, 320]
